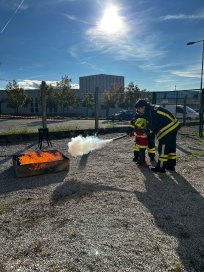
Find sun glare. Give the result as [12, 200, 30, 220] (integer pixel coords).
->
[99, 5, 124, 35]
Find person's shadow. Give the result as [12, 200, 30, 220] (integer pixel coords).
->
[135, 167, 204, 271]
[51, 178, 131, 204]
[0, 165, 67, 195]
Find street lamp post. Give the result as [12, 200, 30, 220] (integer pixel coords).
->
[187, 39, 204, 137]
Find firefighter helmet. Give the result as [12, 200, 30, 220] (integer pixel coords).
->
[135, 99, 148, 109]
[135, 118, 147, 129]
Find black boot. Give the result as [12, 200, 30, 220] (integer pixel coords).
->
[165, 159, 176, 171]
[149, 155, 155, 162]
[133, 151, 138, 162]
[165, 165, 175, 171]
[136, 160, 146, 166]
[151, 166, 165, 173]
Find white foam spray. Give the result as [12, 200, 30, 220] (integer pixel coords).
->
[68, 135, 113, 157]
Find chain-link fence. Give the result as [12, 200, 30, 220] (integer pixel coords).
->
[151, 89, 204, 137]
[1, 87, 204, 138]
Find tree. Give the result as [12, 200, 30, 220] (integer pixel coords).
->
[82, 91, 94, 116]
[6, 80, 27, 114]
[56, 75, 78, 113]
[102, 85, 117, 118]
[116, 86, 126, 109]
[139, 88, 152, 101]
[119, 82, 151, 110]
[46, 85, 58, 113]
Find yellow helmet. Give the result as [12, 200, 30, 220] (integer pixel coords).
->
[135, 118, 147, 129]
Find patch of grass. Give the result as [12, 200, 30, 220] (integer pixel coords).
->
[49, 126, 80, 132]
[49, 262, 61, 272]
[102, 124, 117, 128]
[196, 140, 204, 146]
[172, 262, 183, 272]
[191, 149, 204, 156]
[0, 202, 12, 215]
[0, 125, 84, 135]
[0, 127, 36, 135]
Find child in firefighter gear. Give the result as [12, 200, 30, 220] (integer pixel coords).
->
[135, 99, 181, 173]
[128, 118, 149, 165]
[127, 115, 156, 162]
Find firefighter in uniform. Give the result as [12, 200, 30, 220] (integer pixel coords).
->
[128, 114, 156, 162]
[135, 99, 181, 173]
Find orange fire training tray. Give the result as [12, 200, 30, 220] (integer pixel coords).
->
[13, 150, 69, 178]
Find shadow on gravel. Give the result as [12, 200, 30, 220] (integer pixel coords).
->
[135, 167, 204, 272]
[0, 167, 67, 195]
[51, 178, 131, 204]
[78, 153, 90, 170]
[176, 144, 192, 155]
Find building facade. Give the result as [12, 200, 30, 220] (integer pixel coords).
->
[0, 74, 125, 116]
[79, 74, 124, 94]
[79, 74, 124, 115]
[1, 75, 200, 116]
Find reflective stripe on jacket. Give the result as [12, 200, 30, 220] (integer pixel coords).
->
[143, 104, 181, 140]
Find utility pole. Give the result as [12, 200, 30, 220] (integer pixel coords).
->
[187, 39, 204, 137]
[95, 87, 99, 133]
[183, 96, 187, 126]
[41, 81, 47, 129]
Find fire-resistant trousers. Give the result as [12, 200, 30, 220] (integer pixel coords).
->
[147, 132, 156, 159]
[157, 130, 177, 169]
[133, 145, 146, 163]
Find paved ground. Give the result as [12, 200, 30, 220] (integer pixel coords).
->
[0, 118, 128, 133]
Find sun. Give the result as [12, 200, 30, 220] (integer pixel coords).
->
[98, 5, 124, 35]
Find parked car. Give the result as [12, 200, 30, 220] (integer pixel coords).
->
[163, 104, 199, 120]
[108, 110, 135, 121]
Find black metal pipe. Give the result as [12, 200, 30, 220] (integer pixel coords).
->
[112, 134, 128, 141]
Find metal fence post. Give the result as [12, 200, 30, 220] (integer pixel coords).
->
[152, 92, 157, 104]
[95, 87, 99, 133]
[41, 81, 47, 129]
[199, 89, 204, 137]
[199, 41, 204, 137]
[175, 91, 178, 118]
[183, 96, 187, 126]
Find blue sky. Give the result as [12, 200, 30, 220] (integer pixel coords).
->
[0, 0, 203, 91]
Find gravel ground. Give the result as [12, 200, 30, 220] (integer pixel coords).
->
[0, 126, 204, 272]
